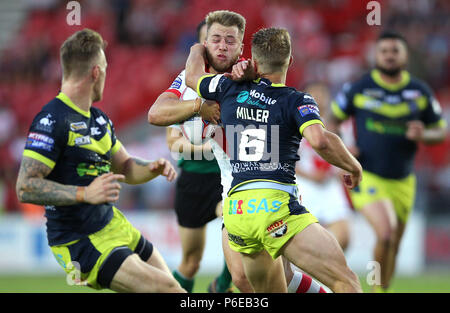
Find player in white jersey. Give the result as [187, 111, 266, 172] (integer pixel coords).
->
[296, 82, 354, 250]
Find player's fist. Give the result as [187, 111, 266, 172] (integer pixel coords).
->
[342, 164, 362, 190]
[405, 120, 425, 142]
[149, 158, 177, 182]
[224, 60, 258, 81]
[85, 172, 125, 204]
[199, 98, 220, 124]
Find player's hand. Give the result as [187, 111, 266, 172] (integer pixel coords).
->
[199, 99, 220, 124]
[149, 158, 177, 182]
[341, 165, 362, 190]
[190, 43, 206, 57]
[85, 172, 125, 204]
[405, 120, 425, 142]
[224, 60, 258, 81]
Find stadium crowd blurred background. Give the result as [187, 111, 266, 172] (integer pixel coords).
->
[0, 0, 448, 285]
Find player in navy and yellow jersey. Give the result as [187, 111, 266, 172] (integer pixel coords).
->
[185, 27, 363, 293]
[328, 31, 447, 292]
[16, 29, 184, 293]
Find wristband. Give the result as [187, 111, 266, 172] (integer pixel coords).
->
[76, 186, 86, 203]
[193, 97, 205, 114]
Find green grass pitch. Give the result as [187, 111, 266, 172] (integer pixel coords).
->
[0, 272, 449, 293]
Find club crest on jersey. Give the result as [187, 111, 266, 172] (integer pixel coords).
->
[267, 219, 288, 238]
[70, 122, 87, 131]
[36, 114, 56, 132]
[297, 105, 319, 117]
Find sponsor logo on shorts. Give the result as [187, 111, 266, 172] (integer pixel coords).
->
[267, 219, 288, 238]
[228, 198, 283, 215]
[228, 232, 247, 246]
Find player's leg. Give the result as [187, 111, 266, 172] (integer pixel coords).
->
[359, 199, 398, 290]
[110, 253, 185, 293]
[174, 225, 206, 292]
[240, 249, 287, 293]
[222, 225, 254, 292]
[383, 220, 406, 290]
[326, 219, 350, 251]
[282, 223, 361, 293]
[283, 256, 327, 293]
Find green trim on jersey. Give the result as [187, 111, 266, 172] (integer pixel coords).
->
[371, 69, 410, 91]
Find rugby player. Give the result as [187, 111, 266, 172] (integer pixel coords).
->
[185, 27, 363, 292]
[154, 19, 233, 293]
[328, 31, 447, 292]
[150, 11, 327, 294]
[16, 29, 184, 293]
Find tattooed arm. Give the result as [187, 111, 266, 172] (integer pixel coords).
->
[111, 145, 177, 185]
[16, 157, 124, 205]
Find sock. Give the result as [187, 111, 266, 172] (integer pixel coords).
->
[173, 269, 194, 293]
[288, 271, 327, 293]
[215, 260, 232, 292]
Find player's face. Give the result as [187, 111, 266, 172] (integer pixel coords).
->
[92, 50, 107, 102]
[375, 39, 408, 76]
[205, 23, 243, 73]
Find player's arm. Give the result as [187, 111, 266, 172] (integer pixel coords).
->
[16, 157, 124, 205]
[185, 43, 209, 91]
[111, 145, 177, 185]
[166, 127, 212, 155]
[302, 124, 362, 189]
[148, 92, 203, 126]
[406, 120, 447, 144]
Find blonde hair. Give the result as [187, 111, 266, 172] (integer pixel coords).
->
[205, 10, 246, 40]
[251, 28, 291, 73]
[60, 28, 106, 78]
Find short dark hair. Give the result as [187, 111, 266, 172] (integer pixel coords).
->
[377, 31, 408, 46]
[60, 28, 106, 79]
[196, 20, 206, 42]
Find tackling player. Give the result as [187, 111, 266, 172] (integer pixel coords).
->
[149, 10, 327, 294]
[328, 31, 447, 292]
[185, 27, 363, 292]
[16, 29, 184, 293]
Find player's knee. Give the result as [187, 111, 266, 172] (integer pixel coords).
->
[181, 256, 201, 276]
[376, 227, 397, 245]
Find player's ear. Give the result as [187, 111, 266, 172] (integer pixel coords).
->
[92, 65, 100, 81]
[239, 43, 244, 56]
[288, 55, 294, 67]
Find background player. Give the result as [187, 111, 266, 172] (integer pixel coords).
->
[328, 31, 447, 292]
[185, 27, 363, 292]
[15, 29, 184, 293]
[296, 82, 353, 251]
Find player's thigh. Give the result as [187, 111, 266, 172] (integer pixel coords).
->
[222, 226, 245, 277]
[111, 254, 184, 293]
[145, 246, 172, 276]
[282, 223, 351, 289]
[178, 225, 207, 258]
[240, 250, 287, 293]
[361, 199, 397, 240]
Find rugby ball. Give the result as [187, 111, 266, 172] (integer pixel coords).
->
[179, 115, 217, 145]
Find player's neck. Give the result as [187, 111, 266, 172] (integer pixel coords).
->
[61, 81, 93, 112]
[378, 71, 403, 84]
[260, 72, 286, 85]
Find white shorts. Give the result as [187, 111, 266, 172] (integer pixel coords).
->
[296, 175, 352, 226]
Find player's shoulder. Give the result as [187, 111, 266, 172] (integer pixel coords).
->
[286, 89, 318, 106]
[343, 71, 373, 93]
[406, 73, 433, 95]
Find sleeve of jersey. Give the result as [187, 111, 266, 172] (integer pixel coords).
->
[196, 74, 229, 102]
[420, 86, 447, 129]
[331, 82, 354, 121]
[22, 111, 64, 169]
[293, 93, 325, 136]
[108, 118, 122, 155]
[165, 70, 187, 98]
